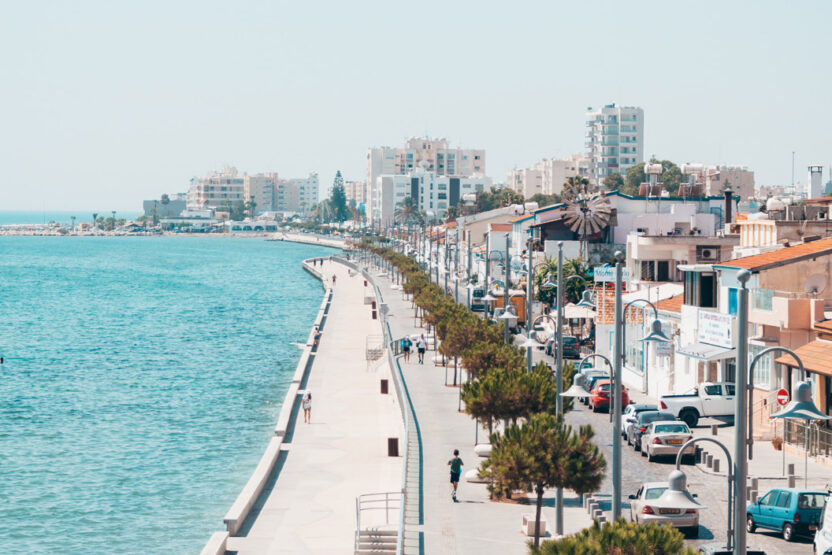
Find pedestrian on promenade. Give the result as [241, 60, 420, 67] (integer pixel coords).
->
[448, 449, 463, 501]
[401, 336, 412, 362]
[332, 274, 337, 286]
[302, 391, 312, 423]
[417, 334, 427, 364]
[313, 326, 321, 348]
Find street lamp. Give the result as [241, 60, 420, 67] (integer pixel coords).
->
[619, 298, 670, 394]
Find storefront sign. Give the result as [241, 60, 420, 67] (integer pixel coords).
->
[697, 310, 734, 349]
[593, 265, 630, 283]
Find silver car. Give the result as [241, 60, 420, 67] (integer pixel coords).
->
[642, 421, 695, 463]
[629, 481, 700, 537]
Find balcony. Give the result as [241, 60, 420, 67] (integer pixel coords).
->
[749, 292, 824, 330]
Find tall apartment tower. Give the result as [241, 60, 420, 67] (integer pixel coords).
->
[585, 103, 644, 186]
[366, 137, 485, 224]
[808, 165, 823, 199]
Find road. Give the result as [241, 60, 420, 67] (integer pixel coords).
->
[565, 399, 815, 554]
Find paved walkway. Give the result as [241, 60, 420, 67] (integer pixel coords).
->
[373, 262, 593, 555]
[226, 261, 403, 554]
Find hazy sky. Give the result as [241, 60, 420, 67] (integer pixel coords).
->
[2, 0, 831, 211]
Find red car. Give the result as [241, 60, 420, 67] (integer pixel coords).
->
[589, 379, 630, 413]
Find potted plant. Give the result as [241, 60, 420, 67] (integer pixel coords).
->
[771, 436, 783, 451]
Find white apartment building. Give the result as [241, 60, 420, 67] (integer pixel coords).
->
[276, 172, 319, 213]
[244, 172, 278, 214]
[506, 153, 591, 198]
[585, 103, 644, 185]
[680, 163, 755, 200]
[344, 180, 368, 207]
[367, 137, 486, 223]
[376, 167, 492, 225]
[186, 167, 246, 210]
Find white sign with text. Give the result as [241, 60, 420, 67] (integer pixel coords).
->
[697, 310, 734, 349]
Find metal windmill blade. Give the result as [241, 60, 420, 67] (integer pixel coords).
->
[563, 194, 612, 236]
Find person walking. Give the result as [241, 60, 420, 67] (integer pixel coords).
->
[302, 391, 312, 424]
[332, 274, 337, 286]
[448, 449, 463, 501]
[401, 336, 412, 362]
[313, 325, 322, 348]
[417, 334, 427, 364]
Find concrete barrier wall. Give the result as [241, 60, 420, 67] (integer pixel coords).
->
[203, 260, 333, 546]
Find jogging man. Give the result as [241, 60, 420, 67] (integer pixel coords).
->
[448, 449, 463, 501]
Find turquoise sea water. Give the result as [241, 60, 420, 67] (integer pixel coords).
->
[0, 237, 336, 553]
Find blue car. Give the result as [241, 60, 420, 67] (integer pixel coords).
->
[746, 488, 826, 541]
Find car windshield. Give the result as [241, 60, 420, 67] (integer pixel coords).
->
[563, 337, 578, 345]
[798, 493, 826, 509]
[598, 383, 610, 392]
[645, 487, 667, 500]
[654, 424, 689, 434]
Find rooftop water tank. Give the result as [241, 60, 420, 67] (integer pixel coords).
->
[766, 197, 786, 211]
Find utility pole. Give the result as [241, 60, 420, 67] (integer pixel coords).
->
[612, 251, 623, 521]
[526, 236, 533, 372]
[503, 233, 510, 345]
[555, 241, 564, 534]
[484, 233, 491, 319]
[733, 270, 751, 554]
[466, 232, 472, 309]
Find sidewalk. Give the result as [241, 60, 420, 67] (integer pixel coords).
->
[225, 260, 403, 554]
[374, 265, 593, 555]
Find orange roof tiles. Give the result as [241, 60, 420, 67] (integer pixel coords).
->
[775, 339, 832, 377]
[490, 223, 512, 231]
[656, 294, 684, 313]
[815, 320, 832, 333]
[717, 237, 832, 271]
[445, 221, 458, 228]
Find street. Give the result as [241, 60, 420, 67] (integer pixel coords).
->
[565, 402, 816, 554]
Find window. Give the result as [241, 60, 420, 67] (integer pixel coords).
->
[728, 288, 738, 315]
[758, 491, 777, 506]
[704, 384, 722, 395]
[645, 487, 667, 500]
[749, 344, 771, 389]
[725, 384, 736, 395]
[775, 492, 792, 508]
[684, 271, 717, 308]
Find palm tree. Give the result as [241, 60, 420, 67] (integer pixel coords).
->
[394, 196, 423, 225]
[92, 213, 98, 229]
[561, 176, 591, 203]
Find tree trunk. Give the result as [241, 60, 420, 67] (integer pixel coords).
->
[534, 486, 544, 548]
[453, 357, 458, 386]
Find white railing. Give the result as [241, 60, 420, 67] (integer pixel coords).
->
[354, 491, 403, 551]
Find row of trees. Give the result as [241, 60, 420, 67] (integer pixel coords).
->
[366, 242, 605, 549]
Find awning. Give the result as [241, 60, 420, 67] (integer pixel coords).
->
[775, 339, 832, 377]
[677, 342, 736, 361]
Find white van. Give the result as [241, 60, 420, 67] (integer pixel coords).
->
[815, 484, 832, 555]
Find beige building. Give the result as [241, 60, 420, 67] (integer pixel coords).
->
[344, 180, 367, 207]
[276, 173, 319, 213]
[367, 137, 485, 223]
[244, 173, 278, 214]
[506, 153, 590, 198]
[186, 167, 245, 210]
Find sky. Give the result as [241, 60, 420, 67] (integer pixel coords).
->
[2, 0, 831, 211]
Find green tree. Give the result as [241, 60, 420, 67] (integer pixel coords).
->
[532, 518, 696, 555]
[329, 171, 350, 222]
[394, 196, 424, 225]
[161, 193, 170, 205]
[533, 257, 590, 306]
[561, 176, 593, 203]
[245, 196, 257, 218]
[602, 172, 624, 191]
[480, 413, 606, 548]
[230, 200, 246, 221]
[624, 160, 683, 196]
[527, 193, 562, 208]
[444, 204, 460, 222]
[476, 187, 524, 212]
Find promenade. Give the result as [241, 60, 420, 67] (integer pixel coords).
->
[225, 260, 403, 554]
[370, 261, 592, 555]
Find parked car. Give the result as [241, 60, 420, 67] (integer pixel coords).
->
[577, 370, 609, 405]
[470, 287, 486, 312]
[628, 481, 700, 537]
[621, 403, 659, 438]
[815, 485, 832, 555]
[746, 488, 826, 541]
[589, 379, 630, 413]
[641, 421, 695, 462]
[659, 382, 736, 428]
[562, 335, 581, 358]
[697, 543, 765, 554]
[491, 307, 519, 333]
[628, 410, 676, 451]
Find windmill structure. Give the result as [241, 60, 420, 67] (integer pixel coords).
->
[562, 193, 613, 260]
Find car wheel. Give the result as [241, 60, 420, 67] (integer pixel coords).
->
[746, 514, 756, 533]
[626, 433, 632, 446]
[641, 448, 646, 457]
[783, 522, 794, 541]
[680, 409, 698, 429]
[592, 403, 598, 413]
[635, 439, 641, 452]
[686, 526, 699, 538]
[647, 450, 654, 462]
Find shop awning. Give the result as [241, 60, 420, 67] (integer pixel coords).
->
[677, 342, 736, 361]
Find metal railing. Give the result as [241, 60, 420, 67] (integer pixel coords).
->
[354, 491, 403, 552]
[782, 419, 832, 458]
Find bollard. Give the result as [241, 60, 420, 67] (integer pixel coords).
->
[380, 379, 389, 394]
[695, 446, 703, 464]
[584, 496, 594, 509]
[788, 463, 795, 475]
[751, 490, 758, 503]
[711, 424, 719, 436]
[387, 438, 399, 457]
[706, 454, 713, 468]
[592, 508, 603, 520]
[746, 485, 753, 501]
[713, 458, 720, 473]
[751, 477, 758, 491]
[597, 515, 607, 524]
[588, 502, 599, 515]
[788, 474, 796, 488]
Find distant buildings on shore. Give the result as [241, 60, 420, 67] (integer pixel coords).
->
[366, 136, 489, 224]
[506, 154, 591, 197]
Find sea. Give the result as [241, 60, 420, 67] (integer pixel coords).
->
[0, 211, 143, 226]
[0, 236, 338, 553]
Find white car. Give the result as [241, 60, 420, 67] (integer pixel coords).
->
[816, 487, 832, 555]
[629, 481, 699, 537]
[621, 403, 658, 438]
[642, 421, 695, 463]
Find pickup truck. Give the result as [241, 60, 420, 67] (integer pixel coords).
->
[659, 382, 736, 428]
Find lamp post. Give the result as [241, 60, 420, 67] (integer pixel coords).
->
[503, 233, 511, 345]
[733, 269, 751, 555]
[620, 298, 671, 394]
[675, 437, 734, 550]
[466, 232, 473, 309]
[612, 250, 624, 521]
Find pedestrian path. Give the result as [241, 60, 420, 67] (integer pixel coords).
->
[225, 261, 403, 554]
[372, 262, 593, 555]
